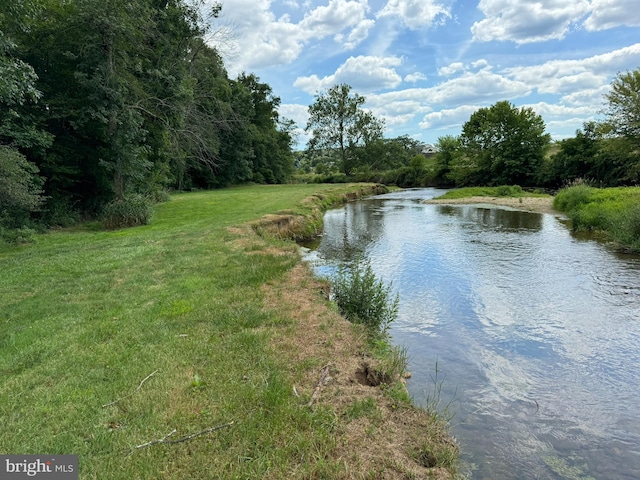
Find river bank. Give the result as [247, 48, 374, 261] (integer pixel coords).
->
[424, 195, 559, 215]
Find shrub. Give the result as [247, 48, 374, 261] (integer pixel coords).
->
[0, 226, 36, 246]
[553, 183, 595, 212]
[331, 260, 399, 337]
[102, 194, 153, 229]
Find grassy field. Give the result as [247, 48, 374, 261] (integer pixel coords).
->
[0, 184, 457, 479]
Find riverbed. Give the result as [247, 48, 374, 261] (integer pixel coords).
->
[303, 188, 640, 480]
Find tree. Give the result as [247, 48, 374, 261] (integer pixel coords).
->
[542, 122, 600, 187]
[603, 69, 640, 141]
[433, 135, 463, 186]
[600, 68, 640, 184]
[0, 2, 48, 229]
[305, 84, 384, 175]
[460, 101, 550, 186]
[0, 146, 44, 229]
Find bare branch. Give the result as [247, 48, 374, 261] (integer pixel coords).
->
[102, 370, 159, 408]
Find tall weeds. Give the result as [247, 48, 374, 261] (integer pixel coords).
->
[331, 260, 399, 338]
[554, 185, 640, 252]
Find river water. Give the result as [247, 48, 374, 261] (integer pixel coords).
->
[303, 188, 640, 480]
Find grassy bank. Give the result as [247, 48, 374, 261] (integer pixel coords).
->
[554, 185, 640, 252]
[0, 184, 458, 479]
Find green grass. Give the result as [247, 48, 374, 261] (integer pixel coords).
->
[0, 183, 391, 479]
[554, 185, 640, 252]
[435, 185, 550, 199]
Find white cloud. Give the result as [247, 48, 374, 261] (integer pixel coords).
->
[299, 0, 369, 37]
[377, 0, 451, 29]
[438, 62, 465, 76]
[428, 69, 531, 104]
[335, 19, 375, 49]
[471, 59, 490, 70]
[471, 0, 590, 44]
[219, 0, 370, 75]
[584, 0, 640, 31]
[501, 43, 640, 96]
[294, 55, 404, 93]
[419, 105, 481, 130]
[404, 72, 427, 83]
[278, 103, 310, 124]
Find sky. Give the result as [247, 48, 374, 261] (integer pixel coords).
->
[208, 0, 640, 149]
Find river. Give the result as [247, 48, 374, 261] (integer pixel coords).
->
[303, 188, 640, 480]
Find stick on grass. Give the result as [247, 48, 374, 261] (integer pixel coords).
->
[134, 422, 235, 450]
[102, 370, 159, 408]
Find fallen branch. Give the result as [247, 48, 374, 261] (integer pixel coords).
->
[135, 429, 177, 449]
[102, 370, 159, 408]
[134, 422, 235, 451]
[307, 364, 333, 407]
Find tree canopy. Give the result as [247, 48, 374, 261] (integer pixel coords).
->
[305, 84, 384, 175]
[0, 0, 294, 234]
[459, 101, 551, 186]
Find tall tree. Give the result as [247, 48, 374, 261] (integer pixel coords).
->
[460, 101, 550, 186]
[305, 84, 384, 175]
[0, 0, 48, 229]
[600, 68, 640, 184]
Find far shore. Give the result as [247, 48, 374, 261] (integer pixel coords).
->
[424, 195, 560, 216]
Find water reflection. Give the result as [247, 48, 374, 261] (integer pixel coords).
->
[305, 188, 640, 480]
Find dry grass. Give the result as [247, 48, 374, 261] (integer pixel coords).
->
[262, 262, 458, 479]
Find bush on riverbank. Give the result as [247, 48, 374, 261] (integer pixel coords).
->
[331, 260, 399, 338]
[554, 185, 640, 252]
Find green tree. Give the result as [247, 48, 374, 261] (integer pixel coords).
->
[460, 101, 550, 186]
[433, 135, 463, 186]
[0, 146, 44, 229]
[237, 73, 294, 184]
[542, 122, 600, 187]
[305, 84, 384, 175]
[0, 2, 48, 229]
[600, 68, 640, 184]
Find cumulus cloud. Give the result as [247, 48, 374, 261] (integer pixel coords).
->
[418, 105, 481, 130]
[219, 0, 370, 75]
[471, 0, 589, 43]
[438, 62, 465, 76]
[335, 19, 375, 49]
[584, 0, 640, 30]
[376, 0, 451, 29]
[294, 55, 404, 93]
[404, 72, 427, 83]
[501, 43, 640, 99]
[278, 103, 310, 125]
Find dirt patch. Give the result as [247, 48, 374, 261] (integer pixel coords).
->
[262, 263, 458, 479]
[424, 195, 559, 215]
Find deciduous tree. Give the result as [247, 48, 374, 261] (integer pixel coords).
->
[460, 101, 550, 186]
[305, 84, 384, 175]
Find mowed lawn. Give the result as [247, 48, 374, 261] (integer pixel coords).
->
[0, 184, 379, 479]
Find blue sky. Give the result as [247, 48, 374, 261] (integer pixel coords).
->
[210, 0, 640, 148]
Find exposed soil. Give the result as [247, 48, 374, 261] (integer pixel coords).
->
[424, 195, 559, 215]
[261, 262, 458, 479]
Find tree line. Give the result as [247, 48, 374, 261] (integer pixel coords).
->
[1, 0, 294, 237]
[301, 71, 640, 191]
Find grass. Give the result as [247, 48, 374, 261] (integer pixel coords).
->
[435, 185, 550, 199]
[554, 185, 640, 252]
[0, 183, 457, 479]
